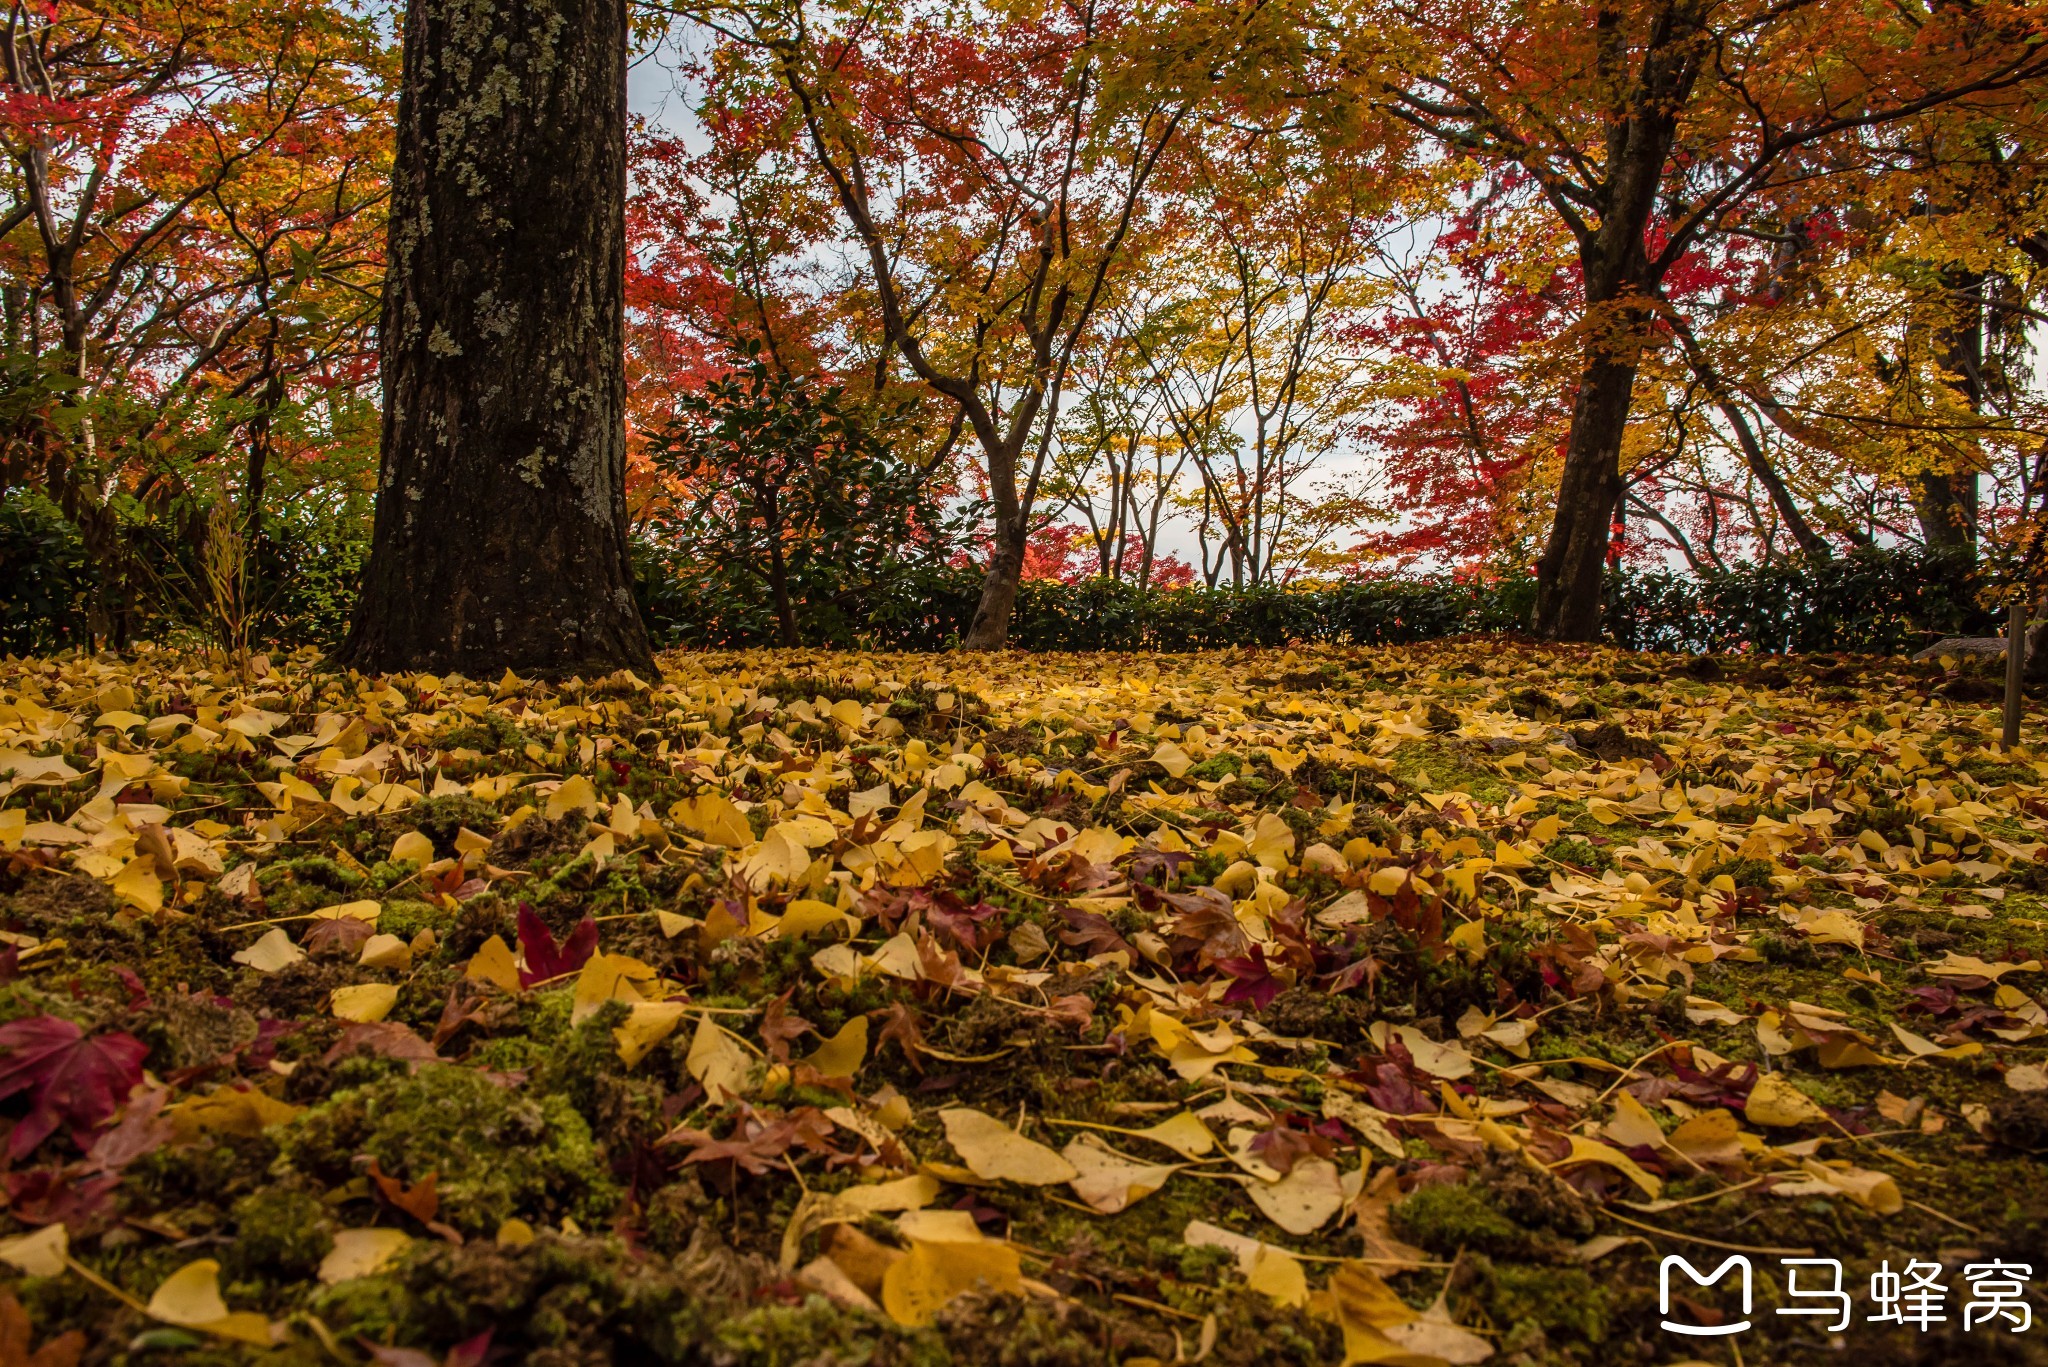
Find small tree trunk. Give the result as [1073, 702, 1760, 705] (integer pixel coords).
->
[963, 517, 1026, 649]
[1534, 353, 1635, 641]
[766, 535, 799, 648]
[339, 0, 654, 677]
[1913, 472, 1978, 552]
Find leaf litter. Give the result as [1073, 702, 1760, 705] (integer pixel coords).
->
[0, 643, 2043, 1360]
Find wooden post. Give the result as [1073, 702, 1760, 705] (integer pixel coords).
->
[2003, 595, 2026, 749]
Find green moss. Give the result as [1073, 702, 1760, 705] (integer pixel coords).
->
[376, 897, 452, 942]
[1541, 835, 1608, 871]
[280, 1065, 619, 1234]
[308, 1272, 416, 1343]
[259, 856, 366, 896]
[225, 1183, 333, 1286]
[1470, 1257, 1610, 1343]
[407, 794, 503, 851]
[1391, 1182, 1529, 1259]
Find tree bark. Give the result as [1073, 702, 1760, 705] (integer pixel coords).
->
[965, 512, 1027, 649]
[1528, 0, 1708, 640]
[1535, 352, 1635, 640]
[339, 0, 654, 677]
[1913, 266, 1984, 555]
[1913, 472, 1978, 551]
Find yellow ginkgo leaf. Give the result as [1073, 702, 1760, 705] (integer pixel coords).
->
[544, 773, 601, 821]
[1133, 1110, 1219, 1159]
[148, 1262, 230, 1323]
[312, 899, 382, 923]
[741, 825, 813, 886]
[167, 1089, 302, 1142]
[879, 1216, 1021, 1328]
[1150, 739, 1192, 778]
[330, 983, 398, 1023]
[655, 910, 700, 938]
[464, 934, 522, 993]
[614, 1001, 689, 1066]
[571, 951, 658, 1024]
[147, 1259, 275, 1345]
[231, 927, 304, 973]
[391, 830, 435, 865]
[317, 1228, 412, 1285]
[804, 1017, 868, 1079]
[1554, 1135, 1663, 1198]
[1745, 1073, 1830, 1128]
[1062, 1134, 1179, 1214]
[1244, 1243, 1310, 1308]
[358, 933, 412, 971]
[1244, 1157, 1346, 1234]
[686, 1014, 753, 1102]
[0, 1222, 67, 1277]
[111, 857, 163, 913]
[671, 791, 752, 847]
[940, 1107, 1078, 1186]
[835, 1173, 940, 1215]
[780, 898, 856, 939]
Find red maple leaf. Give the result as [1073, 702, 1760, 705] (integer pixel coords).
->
[516, 904, 598, 986]
[0, 1016, 148, 1159]
[1215, 946, 1285, 1010]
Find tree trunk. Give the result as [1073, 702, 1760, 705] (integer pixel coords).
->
[1528, 0, 1708, 640]
[1913, 472, 1978, 551]
[766, 528, 799, 649]
[964, 516, 1026, 649]
[1914, 266, 1984, 555]
[1534, 351, 1635, 640]
[339, 0, 654, 677]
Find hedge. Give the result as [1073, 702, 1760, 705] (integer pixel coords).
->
[1, 486, 1998, 658]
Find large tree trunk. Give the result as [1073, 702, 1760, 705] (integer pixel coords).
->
[339, 0, 654, 677]
[1529, 0, 1707, 640]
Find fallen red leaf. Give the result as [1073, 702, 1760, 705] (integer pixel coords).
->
[516, 904, 598, 986]
[0, 1016, 147, 1159]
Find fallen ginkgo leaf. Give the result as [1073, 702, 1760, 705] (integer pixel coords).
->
[1062, 1133, 1180, 1213]
[941, 1107, 1079, 1185]
[318, 1228, 412, 1284]
[330, 983, 399, 1023]
[231, 927, 304, 974]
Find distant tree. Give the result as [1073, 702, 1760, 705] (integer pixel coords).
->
[645, 352, 960, 647]
[1360, 0, 2048, 638]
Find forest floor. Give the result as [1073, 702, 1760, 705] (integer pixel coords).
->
[0, 641, 2044, 1366]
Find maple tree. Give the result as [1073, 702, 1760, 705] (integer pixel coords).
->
[678, 0, 1319, 646]
[1347, 201, 1572, 572]
[0, 0, 393, 644]
[1131, 107, 1399, 587]
[644, 351, 964, 647]
[1346, 0, 2048, 636]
